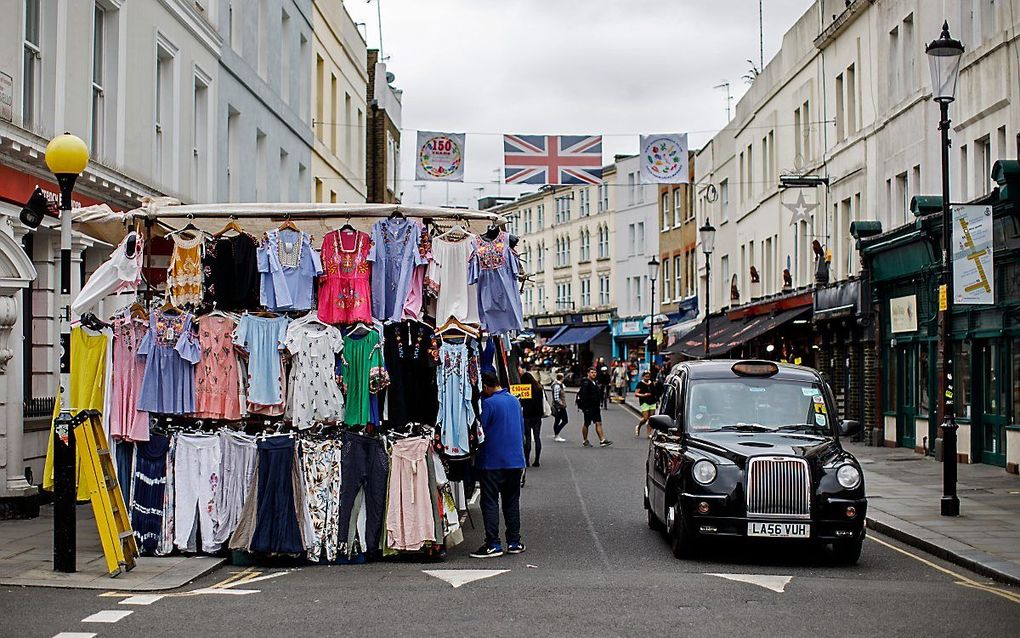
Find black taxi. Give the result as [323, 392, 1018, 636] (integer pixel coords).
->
[644, 360, 867, 564]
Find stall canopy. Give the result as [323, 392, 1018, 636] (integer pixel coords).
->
[667, 306, 810, 357]
[547, 325, 607, 346]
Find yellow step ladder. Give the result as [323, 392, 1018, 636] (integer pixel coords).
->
[76, 410, 138, 576]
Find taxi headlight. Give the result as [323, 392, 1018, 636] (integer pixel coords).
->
[692, 459, 717, 485]
[836, 464, 862, 489]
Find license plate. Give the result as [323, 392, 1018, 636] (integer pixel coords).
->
[747, 522, 810, 538]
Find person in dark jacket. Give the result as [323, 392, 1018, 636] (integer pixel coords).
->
[576, 367, 612, 448]
[520, 368, 545, 468]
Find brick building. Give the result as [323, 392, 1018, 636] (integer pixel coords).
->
[365, 49, 401, 204]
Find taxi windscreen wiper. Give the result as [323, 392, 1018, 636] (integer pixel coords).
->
[718, 423, 771, 432]
[775, 424, 828, 434]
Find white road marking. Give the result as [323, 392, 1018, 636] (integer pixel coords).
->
[422, 569, 509, 588]
[563, 452, 610, 569]
[189, 587, 262, 596]
[119, 594, 165, 605]
[52, 633, 97, 638]
[81, 610, 134, 623]
[706, 573, 793, 593]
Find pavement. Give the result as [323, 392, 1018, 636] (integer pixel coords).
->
[2, 401, 1018, 637]
[0, 503, 224, 591]
[617, 391, 1020, 587]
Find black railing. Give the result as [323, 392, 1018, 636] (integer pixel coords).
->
[24, 396, 55, 418]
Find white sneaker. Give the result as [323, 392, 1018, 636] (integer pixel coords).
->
[554, 436, 567, 442]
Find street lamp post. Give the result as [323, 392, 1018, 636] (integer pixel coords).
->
[926, 22, 964, 517]
[699, 218, 716, 359]
[647, 257, 660, 363]
[46, 133, 90, 572]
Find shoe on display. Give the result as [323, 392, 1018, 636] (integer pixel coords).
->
[600, 439, 614, 447]
[470, 544, 505, 558]
[582, 440, 593, 447]
[506, 542, 526, 555]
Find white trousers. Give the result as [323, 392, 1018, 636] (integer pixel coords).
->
[173, 434, 222, 553]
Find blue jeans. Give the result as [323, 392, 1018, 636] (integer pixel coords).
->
[479, 468, 523, 547]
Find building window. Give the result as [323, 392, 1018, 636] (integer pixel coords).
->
[917, 345, 930, 418]
[91, 3, 106, 158]
[580, 188, 590, 216]
[673, 255, 682, 299]
[536, 204, 544, 229]
[661, 193, 670, 230]
[846, 64, 857, 135]
[229, 1, 241, 54]
[954, 341, 972, 419]
[155, 38, 176, 187]
[315, 55, 324, 142]
[537, 285, 545, 310]
[192, 71, 210, 200]
[686, 250, 695, 298]
[598, 274, 610, 305]
[536, 241, 545, 270]
[329, 74, 337, 154]
[279, 148, 289, 201]
[602, 184, 609, 212]
[975, 135, 992, 195]
[255, 130, 267, 201]
[227, 106, 240, 201]
[22, 0, 41, 130]
[720, 179, 729, 222]
[597, 184, 604, 213]
[579, 227, 590, 262]
[673, 187, 683, 225]
[580, 277, 591, 307]
[835, 72, 845, 141]
[257, 0, 268, 78]
[280, 9, 290, 104]
[661, 257, 670, 303]
[597, 223, 609, 259]
[345, 92, 353, 161]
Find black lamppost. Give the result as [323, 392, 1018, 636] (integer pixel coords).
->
[646, 256, 660, 362]
[45, 133, 90, 571]
[699, 218, 716, 358]
[926, 21, 964, 517]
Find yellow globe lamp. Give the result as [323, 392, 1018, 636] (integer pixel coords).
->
[44, 133, 90, 176]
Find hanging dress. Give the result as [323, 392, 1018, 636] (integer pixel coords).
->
[340, 330, 384, 428]
[429, 234, 480, 325]
[382, 321, 439, 428]
[167, 233, 205, 307]
[204, 233, 260, 311]
[109, 315, 150, 441]
[72, 231, 144, 315]
[368, 218, 428, 322]
[436, 340, 481, 457]
[468, 231, 524, 335]
[136, 310, 202, 414]
[318, 229, 372, 324]
[402, 224, 432, 320]
[233, 313, 291, 412]
[284, 321, 345, 428]
[258, 229, 322, 312]
[193, 314, 243, 420]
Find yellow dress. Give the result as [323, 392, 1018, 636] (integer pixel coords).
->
[43, 327, 110, 500]
[167, 233, 204, 307]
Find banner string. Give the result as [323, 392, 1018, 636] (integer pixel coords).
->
[310, 119, 835, 136]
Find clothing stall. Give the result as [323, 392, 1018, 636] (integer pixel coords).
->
[51, 199, 524, 563]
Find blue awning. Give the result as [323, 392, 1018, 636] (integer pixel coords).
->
[547, 325, 607, 346]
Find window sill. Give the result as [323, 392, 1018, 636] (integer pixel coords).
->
[596, 256, 611, 262]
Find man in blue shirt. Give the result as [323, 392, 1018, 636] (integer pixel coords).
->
[471, 371, 527, 558]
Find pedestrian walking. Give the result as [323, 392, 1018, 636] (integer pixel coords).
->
[576, 367, 612, 448]
[596, 358, 611, 409]
[471, 371, 527, 559]
[634, 371, 656, 437]
[612, 361, 628, 401]
[520, 368, 544, 468]
[550, 373, 569, 442]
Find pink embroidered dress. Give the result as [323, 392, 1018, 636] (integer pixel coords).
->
[318, 229, 372, 324]
[193, 315, 243, 420]
[109, 315, 150, 441]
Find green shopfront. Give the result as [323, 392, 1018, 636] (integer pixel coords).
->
[857, 161, 1020, 472]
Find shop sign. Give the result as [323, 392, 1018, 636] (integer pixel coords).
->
[0, 72, 12, 122]
[889, 295, 917, 333]
[620, 320, 644, 334]
[509, 384, 532, 399]
[534, 315, 566, 328]
[578, 310, 613, 325]
[952, 205, 994, 305]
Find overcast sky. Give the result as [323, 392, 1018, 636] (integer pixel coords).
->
[344, 0, 816, 207]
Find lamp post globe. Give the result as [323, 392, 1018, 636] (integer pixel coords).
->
[45, 133, 90, 176]
[926, 21, 965, 104]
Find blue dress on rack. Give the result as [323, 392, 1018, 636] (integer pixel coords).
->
[469, 231, 523, 335]
[257, 229, 322, 312]
[136, 310, 201, 414]
[368, 218, 428, 322]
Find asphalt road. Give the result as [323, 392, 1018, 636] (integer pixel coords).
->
[3, 402, 1019, 637]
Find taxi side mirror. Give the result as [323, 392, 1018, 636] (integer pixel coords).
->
[649, 414, 676, 433]
[839, 419, 860, 437]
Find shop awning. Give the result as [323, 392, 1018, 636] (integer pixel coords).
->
[547, 325, 607, 346]
[668, 306, 811, 357]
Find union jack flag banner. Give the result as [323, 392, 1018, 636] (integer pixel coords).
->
[503, 134, 603, 185]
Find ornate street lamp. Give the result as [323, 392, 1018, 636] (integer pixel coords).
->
[926, 21, 964, 517]
[699, 218, 716, 359]
[646, 256, 660, 361]
[45, 133, 89, 572]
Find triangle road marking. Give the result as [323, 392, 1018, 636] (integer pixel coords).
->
[706, 573, 793, 593]
[422, 569, 509, 589]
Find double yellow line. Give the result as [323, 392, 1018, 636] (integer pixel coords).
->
[868, 535, 1020, 605]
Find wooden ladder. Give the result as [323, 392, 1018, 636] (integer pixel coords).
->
[76, 410, 138, 576]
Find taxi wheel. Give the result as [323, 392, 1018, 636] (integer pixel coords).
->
[667, 503, 696, 559]
[831, 536, 864, 565]
[647, 507, 664, 532]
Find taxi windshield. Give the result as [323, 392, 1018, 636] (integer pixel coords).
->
[686, 378, 830, 434]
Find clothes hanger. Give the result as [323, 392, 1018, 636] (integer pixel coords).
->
[339, 213, 356, 234]
[388, 209, 405, 220]
[348, 321, 372, 336]
[158, 294, 180, 314]
[482, 220, 501, 241]
[436, 316, 480, 339]
[213, 216, 246, 238]
[278, 214, 300, 232]
[166, 215, 207, 240]
[438, 215, 469, 241]
[129, 302, 149, 321]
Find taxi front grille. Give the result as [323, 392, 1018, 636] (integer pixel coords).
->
[746, 457, 811, 519]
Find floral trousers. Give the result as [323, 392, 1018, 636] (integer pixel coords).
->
[300, 439, 343, 562]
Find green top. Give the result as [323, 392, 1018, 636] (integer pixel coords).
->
[342, 330, 383, 427]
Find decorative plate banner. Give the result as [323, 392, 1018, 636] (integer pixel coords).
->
[415, 131, 465, 182]
[639, 133, 689, 184]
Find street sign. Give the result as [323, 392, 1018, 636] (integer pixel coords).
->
[510, 384, 532, 399]
[951, 205, 994, 304]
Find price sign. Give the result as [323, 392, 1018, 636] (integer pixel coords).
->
[510, 384, 532, 400]
[938, 284, 948, 312]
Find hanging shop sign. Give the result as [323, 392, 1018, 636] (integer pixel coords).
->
[509, 384, 532, 399]
[415, 131, 465, 182]
[889, 294, 918, 334]
[782, 190, 820, 226]
[951, 205, 994, 305]
[639, 133, 689, 184]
